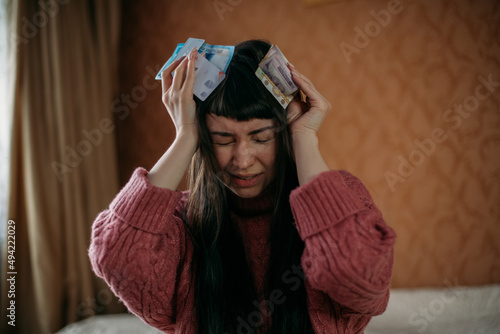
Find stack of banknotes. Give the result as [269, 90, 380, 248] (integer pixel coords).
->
[255, 45, 298, 108]
[156, 38, 298, 106]
[156, 38, 234, 101]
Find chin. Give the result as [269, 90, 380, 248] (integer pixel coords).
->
[229, 187, 263, 199]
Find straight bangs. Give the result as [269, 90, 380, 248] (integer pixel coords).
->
[199, 42, 284, 121]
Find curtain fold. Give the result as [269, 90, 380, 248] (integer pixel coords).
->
[1, 1, 126, 333]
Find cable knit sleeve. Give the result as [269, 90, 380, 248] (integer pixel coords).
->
[290, 170, 396, 316]
[88, 167, 193, 332]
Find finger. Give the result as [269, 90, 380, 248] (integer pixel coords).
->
[161, 57, 185, 95]
[181, 47, 198, 96]
[287, 106, 303, 124]
[288, 64, 314, 87]
[172, 56, 190, 91]
[286, 96, 306, 124]
[289, 66, 329, 109]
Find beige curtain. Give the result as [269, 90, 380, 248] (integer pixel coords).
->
[1, 1, 126, 333]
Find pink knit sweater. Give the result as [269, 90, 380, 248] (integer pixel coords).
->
[89, 168, 396, 333]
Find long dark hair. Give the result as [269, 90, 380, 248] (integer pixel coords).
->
[186, 40, 312, 333]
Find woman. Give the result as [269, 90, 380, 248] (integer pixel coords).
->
[89, 40, 396, 334]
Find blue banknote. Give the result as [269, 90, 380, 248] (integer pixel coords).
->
[155, 38, 234, 101]
[155, 38, 234, 80]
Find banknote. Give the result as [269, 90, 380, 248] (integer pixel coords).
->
[155, 38, 234, 80]
[198, 43, 234, 73]
[155, 38, 205, 80]
[259, 45, 297, 96]
[255, 45, 298, 108]
[155, 43, 184, 80]
[154, 43, 184, 80]
[255, 67, 294, 108]
[155, 38, 234, 100]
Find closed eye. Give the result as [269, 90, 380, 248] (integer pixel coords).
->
[254, 138, 272, 143]
[253, 131, 275, 143]
[213, 140, 234, 146]
[211, 133, 234, 146]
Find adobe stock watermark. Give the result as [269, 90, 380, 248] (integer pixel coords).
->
[228, 251, 339, 334]
[77, 271, 136, 318]
[10, 0, 71, 47]
[407, 278, 465, 333]
[213, 0, 243, 21]
[76, 288, 114, 318]
[339, 0, 415, 64]
[226, 263, 306, 334]
[384, 74, 499, 192]
[51, 64, 161, 182]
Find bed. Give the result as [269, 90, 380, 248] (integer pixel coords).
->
[56, 284, 500, 334]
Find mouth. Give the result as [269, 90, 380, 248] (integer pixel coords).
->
[229, 173, 263, 188]
[233, 174, 260, 180]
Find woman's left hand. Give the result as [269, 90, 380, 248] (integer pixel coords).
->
[286, 64, 331, 138]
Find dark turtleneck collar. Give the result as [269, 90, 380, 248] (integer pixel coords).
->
[226, 183, 276, 216]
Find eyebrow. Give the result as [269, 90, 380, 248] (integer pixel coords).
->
[211, 126, 276, 137]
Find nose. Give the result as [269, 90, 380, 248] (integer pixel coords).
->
[232, 141, 255, 170]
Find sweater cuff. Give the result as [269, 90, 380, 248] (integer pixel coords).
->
[109, 167, 184, 234]
[290, 170, 366, 239]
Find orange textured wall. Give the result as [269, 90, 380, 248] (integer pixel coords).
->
[116, 0, 500, 288]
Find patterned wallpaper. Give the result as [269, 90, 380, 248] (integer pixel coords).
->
[116, 0, 500, 288]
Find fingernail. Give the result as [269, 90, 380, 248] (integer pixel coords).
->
[288, 62, 295, 68]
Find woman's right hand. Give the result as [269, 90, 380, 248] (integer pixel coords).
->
[161, 47, 198, 140]
[148, 47, 199, 189]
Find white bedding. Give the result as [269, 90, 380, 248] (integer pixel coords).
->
[365, 284, 500, 334]
[56, 285, 500, 334]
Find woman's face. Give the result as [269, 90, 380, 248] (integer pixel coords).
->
[206, 113, 277, 198]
